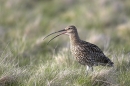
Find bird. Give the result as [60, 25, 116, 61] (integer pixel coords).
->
[43, 25, 114, 74]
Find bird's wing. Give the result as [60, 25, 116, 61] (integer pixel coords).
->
[79, 41, 109, 64]
[81, 41, 104, 55]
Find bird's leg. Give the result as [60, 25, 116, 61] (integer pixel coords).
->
[86, 66, 89, 75]
[86, 65, 93, 75]
[90, 66, 93, 72]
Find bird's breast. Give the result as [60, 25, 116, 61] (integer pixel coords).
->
[70, 45, 79, 55]
[70, 44, 88, 65]
[70, 45, 85, 57]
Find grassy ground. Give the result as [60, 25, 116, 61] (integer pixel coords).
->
[0, 0, 130, 86]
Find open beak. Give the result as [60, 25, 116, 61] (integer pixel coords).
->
[43, 29, 67, 45]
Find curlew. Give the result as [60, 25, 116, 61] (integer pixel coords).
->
[43, 25, 114, 74]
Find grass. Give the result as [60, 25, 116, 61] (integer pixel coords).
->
[0, 47, 130, 86]
[0, 0, 130, 86]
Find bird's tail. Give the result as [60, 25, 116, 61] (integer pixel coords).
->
[107, 60, 114, 67]
[102, 57, 114, 67]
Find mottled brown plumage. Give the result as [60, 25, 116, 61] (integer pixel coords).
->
[43, 25, 114, 73]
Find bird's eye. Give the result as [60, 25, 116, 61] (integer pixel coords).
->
[68, 28, 71, 30]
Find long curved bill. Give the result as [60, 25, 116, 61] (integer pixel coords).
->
[43, 29, 66, 45]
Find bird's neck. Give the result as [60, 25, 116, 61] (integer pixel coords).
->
[69, 33, 80, 45]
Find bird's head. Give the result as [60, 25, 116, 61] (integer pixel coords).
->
[43, 25, 77, 44]
[64, 25, 77, 35]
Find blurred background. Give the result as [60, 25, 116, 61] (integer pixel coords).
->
[0, 0, 130, 85]
[1, 0, 130, 53]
